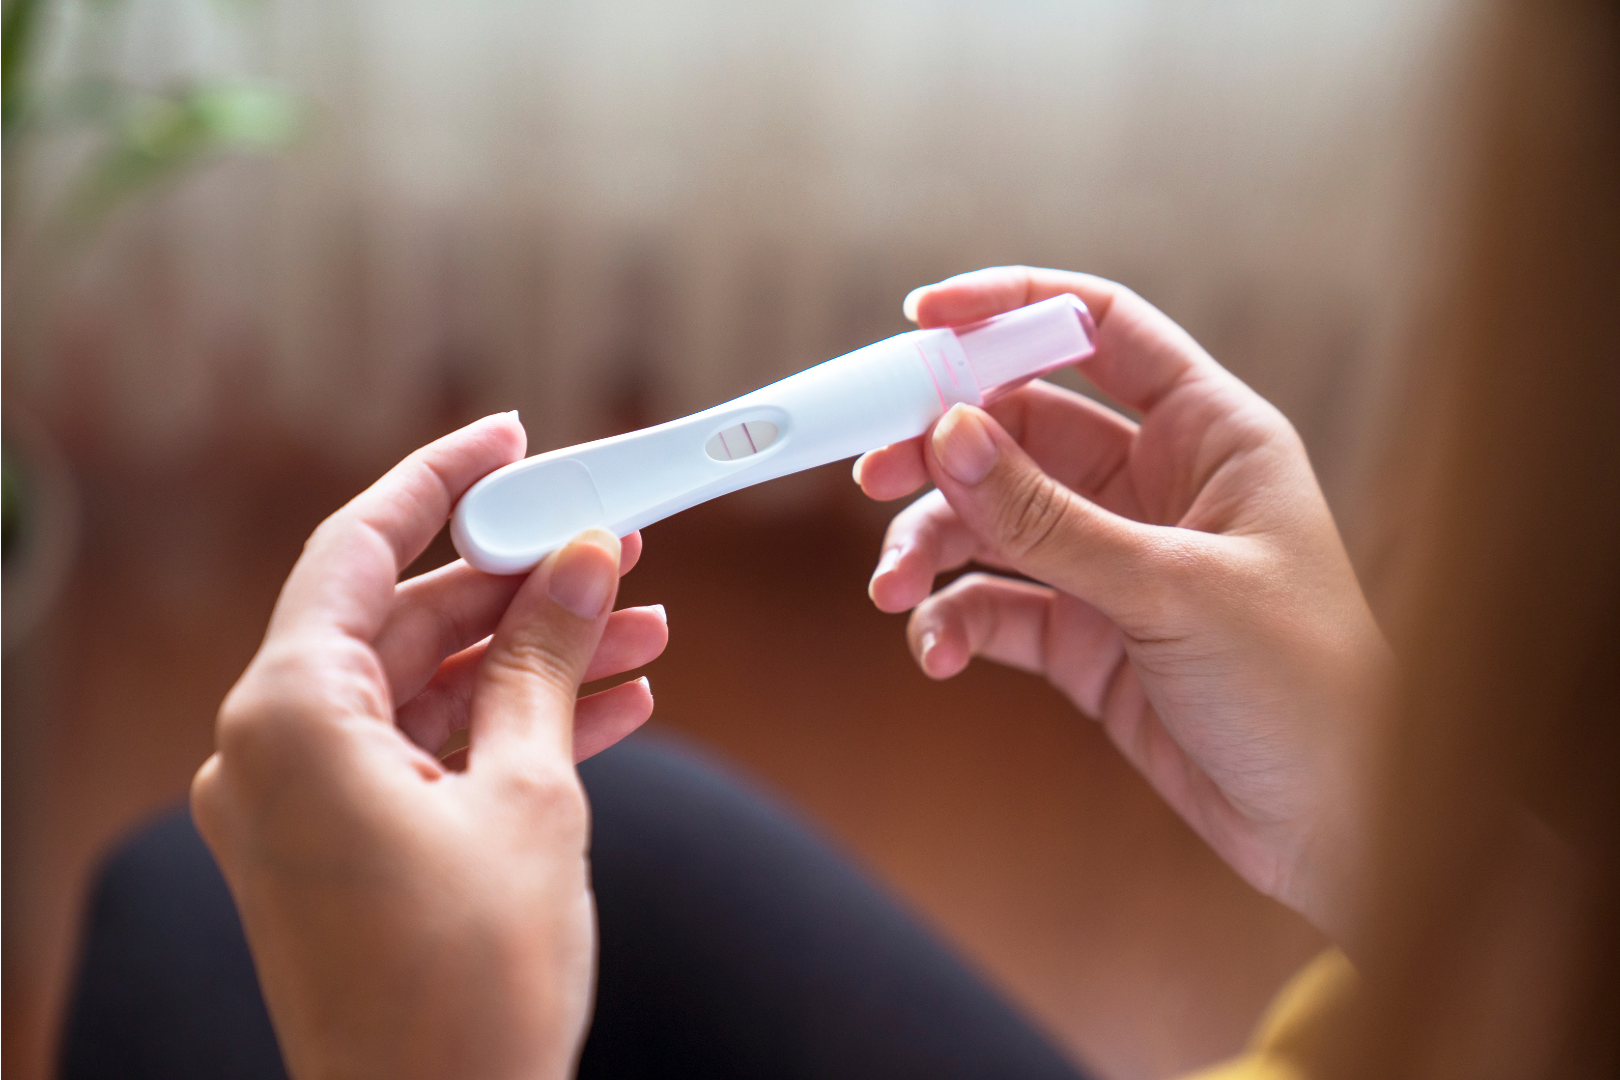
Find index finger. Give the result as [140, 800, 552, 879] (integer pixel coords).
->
[906, 266, 1225, 414]
[268, 413, 527, 644]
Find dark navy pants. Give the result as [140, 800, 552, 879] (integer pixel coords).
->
[59, 735, 1090, 1080]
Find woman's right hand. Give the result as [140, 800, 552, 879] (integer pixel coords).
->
[191, 415, 666, 1080]
[857, 267, 1391, 943]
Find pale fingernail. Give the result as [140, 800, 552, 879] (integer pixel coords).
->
[874, 546, 904, 579]
[902, 288, 925, 323]
[933, 404, 998, 485]
[919, 630, 940, 669]
[637, 675, 652, 696]
[869, 547, 904, 601]
[549, 530, 619, 618]
[647, 603, 667, 625]
[852, 454, 868, 485]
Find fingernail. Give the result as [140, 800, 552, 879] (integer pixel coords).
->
[869, 546, 904, 601]
[933, 404, 998, 485]
[902, 288, 924, 323]
[549, 529, 619, 618]
[648, 603, 667, 625]
[852, 454, 868, 485]
[919, 630, 939, 669]
[637, 675, 652, 697]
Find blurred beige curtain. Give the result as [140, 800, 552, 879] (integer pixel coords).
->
[6, 0, 1472, 535]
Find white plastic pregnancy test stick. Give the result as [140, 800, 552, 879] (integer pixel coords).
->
[451, 294, 1098, 574]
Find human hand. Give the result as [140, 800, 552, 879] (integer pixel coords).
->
[191, 413, 667, 1080]
[857, 267, 1390, 942]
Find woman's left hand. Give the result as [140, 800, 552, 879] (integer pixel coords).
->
[191, 413, 666, 1080]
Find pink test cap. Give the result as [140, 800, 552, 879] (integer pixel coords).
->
[953, 293, 1099, 401]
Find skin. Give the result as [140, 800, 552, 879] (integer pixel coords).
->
[192, 413, 667, 1080]
[196, 267, 1389, 1077]
[855, 266, 1391, 945]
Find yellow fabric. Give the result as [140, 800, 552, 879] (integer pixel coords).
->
[1177, 950, 1358, 1080]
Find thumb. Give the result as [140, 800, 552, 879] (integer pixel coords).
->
[468, 528, 621, 775]
[926, 404, 1181, 626]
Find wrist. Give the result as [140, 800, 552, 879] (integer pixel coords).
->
[1276, 630, 1394, 954]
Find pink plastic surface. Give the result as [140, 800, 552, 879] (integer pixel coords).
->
[953, 294, 1099, 400]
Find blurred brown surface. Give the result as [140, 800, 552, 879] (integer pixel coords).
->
[2, 428, 1322, 1080]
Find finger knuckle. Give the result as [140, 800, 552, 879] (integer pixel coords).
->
[485, 635, 580, 696]
[189, 759, 226, 832]
[999, 474, 1069, 558]
[214, 679, 289, 764]
[496, 763, 590, 828]
[916, 572, 1000, 637]
[952, 570, 1001, 596]
[302, 512, 345, 557]
[937, 572, 996, 614]
[214, 640, 386, 772]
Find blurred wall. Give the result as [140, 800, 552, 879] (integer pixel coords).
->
[7, 0, 1471, 555]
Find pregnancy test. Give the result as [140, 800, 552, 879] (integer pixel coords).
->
[452, 294, 1098, 574]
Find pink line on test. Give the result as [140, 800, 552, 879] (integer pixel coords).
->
[914, 341, 947, 412]
[743, 424, 759, 453]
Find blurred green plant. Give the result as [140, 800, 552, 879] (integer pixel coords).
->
[2, 0, 304, 236]
[2, 0, 303, 624]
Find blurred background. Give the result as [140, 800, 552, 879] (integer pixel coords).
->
[3, 1, 1479, 1077]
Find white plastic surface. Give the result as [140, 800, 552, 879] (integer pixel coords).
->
[451, 295, 1097, 574]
